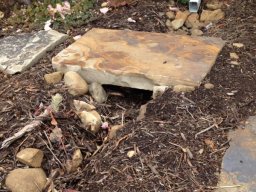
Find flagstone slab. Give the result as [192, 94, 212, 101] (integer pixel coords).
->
[52, 28, 225, 90]
[217, 116, 256, 192]
[0, 30, 68, 74]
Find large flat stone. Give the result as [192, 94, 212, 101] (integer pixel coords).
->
[52, 28, 225, 90]
[217, 116, 256, 192]
[0, 30, 68, 74]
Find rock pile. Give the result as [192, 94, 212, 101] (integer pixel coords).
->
[166, 0, 225, 36]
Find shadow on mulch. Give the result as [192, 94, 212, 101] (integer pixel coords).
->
[0, 0, 256, 191]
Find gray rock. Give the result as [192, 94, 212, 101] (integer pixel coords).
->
[0, 30, 68, 74]
[5, 168, 47, 192]
[16, 148, 44, 168]
[89, 82, 107, 103]
[64, 71, 89, 96]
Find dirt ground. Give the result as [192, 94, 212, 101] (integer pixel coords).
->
[1, 0, 256, 191]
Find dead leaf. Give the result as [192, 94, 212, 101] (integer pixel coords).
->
[50, 112, 58, 126]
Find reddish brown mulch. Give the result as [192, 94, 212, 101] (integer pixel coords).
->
[1, 0, 256, 191]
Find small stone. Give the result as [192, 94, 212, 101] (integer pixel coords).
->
[73, 100, 96, 112]
[191, 29, 203, 36]
[166, 19, 172, 29]
[0, 11, 4, 19]
[44, 71, 63, 84]
[89, 82, 107, 103]
[127, 150, 136, 158]
[5, 168, 47, 192]
[171, 11, 190, 30]
[137, 103, 148, 121]
[152, 86, 168, 99]
[16, 148, 44, 168]
[204, 83, 214, 89]
[200, 9, 225, 23]
[230, 61, 239, 65]
[233, 43, 244, 48]
[166, 11, 175, 20]
[206, 0, 223, 10]
[185, 13, 200, 29]
[230, 52, 239, 60]
[66, 149, 83, 173]
[173, 85, 195, 93]
[101, 2, 108, 7]
[168, 0, 175, 6]
[108, 125, 124, 140]
[64, 71, 88, 96]
[79, 110, 102, 133]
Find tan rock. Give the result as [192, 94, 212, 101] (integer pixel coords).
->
[171, 11, 190, 30]
[230, 52, 239, 60]
[89, 82, 107, 103]
[52, 28, 225, 90]
[66, 149, 83, 173]
[200, 9, 225, 23]
[0, 11, 4, 19]
[79, 110, 102, 133]
[206, 0, 223, 10]
[16, 148, 44, 168]
[166, 11, 175, 20]
[165, 19, 172, 29]
[185, 13, 200, 29]
[44, 71, 63, 84]
[64, 71, 88, 96]
[127, 150, 136, 158]
[230, 61, 239, 65]
[5, 168, 47, 192]
[204, 83, 214, 89]
[108, 125, 124, 140]
[191, 29, 203, 36]
[173, 85, 195, 93]
[73, 100, 96, 112]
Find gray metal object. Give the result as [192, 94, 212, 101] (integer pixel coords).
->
[189, 0, 201, 13]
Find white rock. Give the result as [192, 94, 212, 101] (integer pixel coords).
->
[200, 9, 225, 23]
[171, 11, 190, 30]
[230, 52, 239, 60]
[16, 148, 44, 168]
[127, 150, 136, 158]
[230, 61, 239, 65]
[79, 110, 102, 133]
[0, 11, 4, 19]
[44, 71, 63, 84]
[152, 86, 168, 99]
[173, 85, 195, 93]
[64, 71, 88, 96]
[5, 168, 47, 192]
[204, 83, 214, 89]
[73, 100, 96, 112]
[233, 43, 244, 48]
[66, 149, 83, 173]
[89, 82, 107, 103]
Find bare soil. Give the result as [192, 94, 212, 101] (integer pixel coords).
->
[0, 0, 256, 191]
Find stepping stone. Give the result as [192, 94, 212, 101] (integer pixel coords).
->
[0, 30, 68, 74]
[217, 116, 256, 192]
[52, 28, 225, 90]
